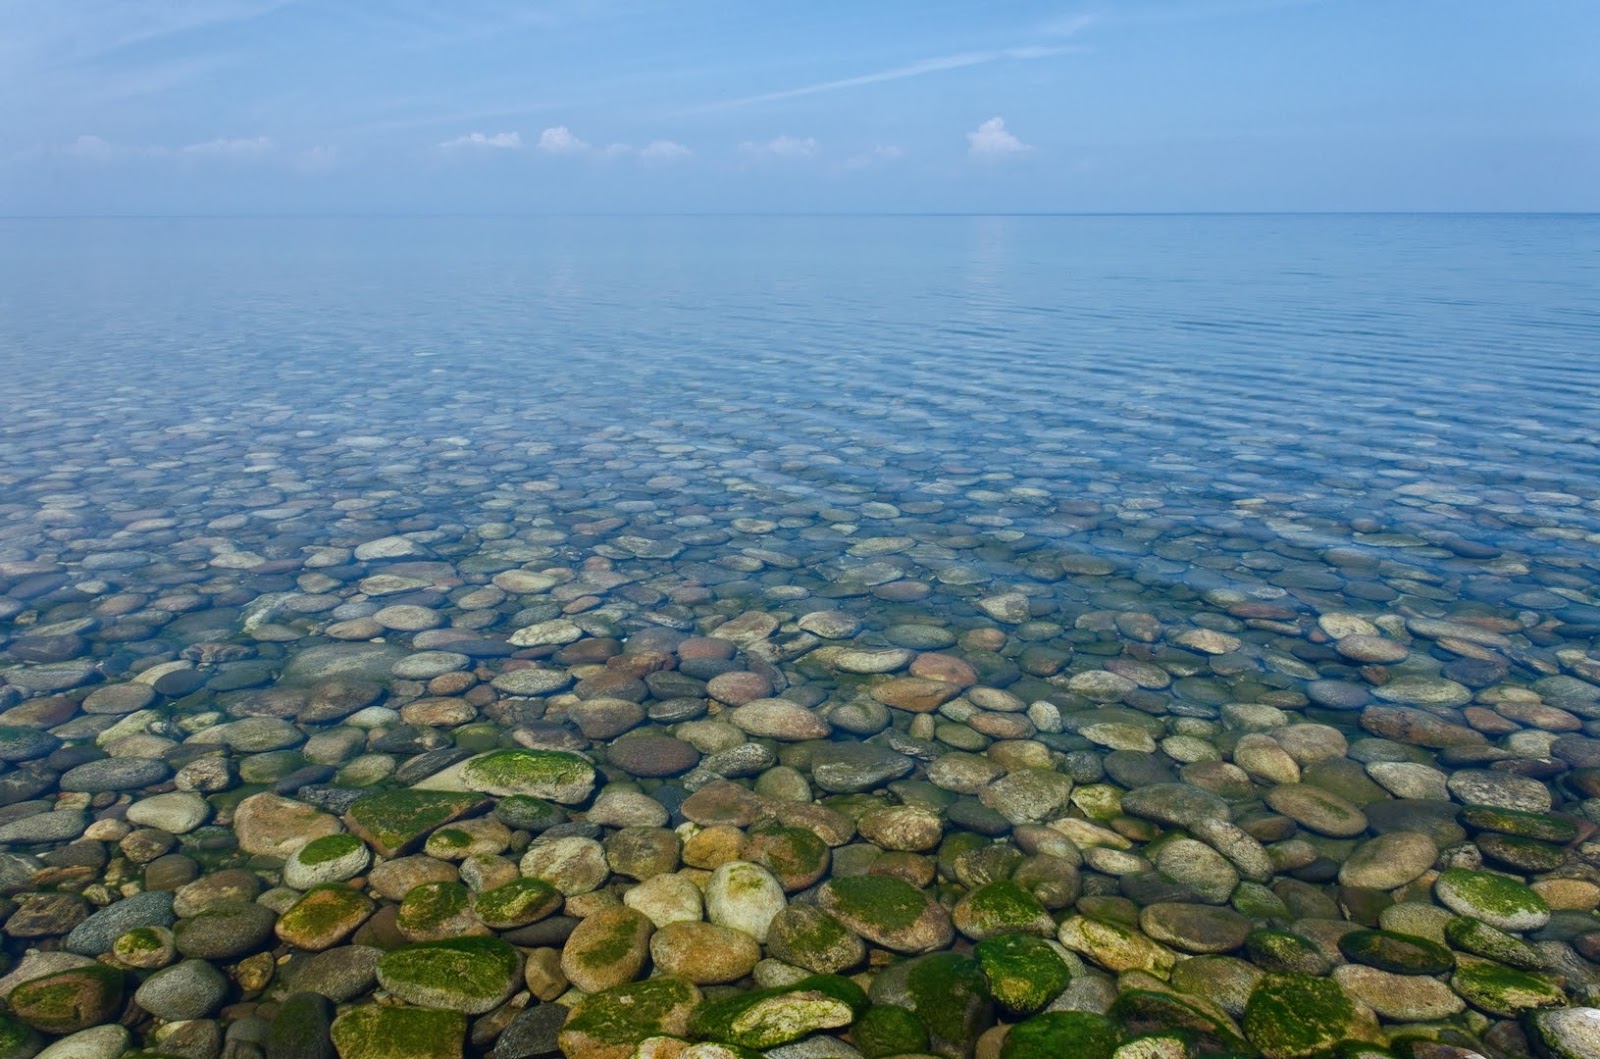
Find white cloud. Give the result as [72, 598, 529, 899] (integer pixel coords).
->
[841, 144, 904, 170]
[183, 135, 275, 157]
[967, 117, 1031, 158]
[640, 139, 691, 162]
[293, 145, 341, 172]
[740, 135, 817, 159]
[438, 130, 522, 150]
[64, 134, 115, 160]
[537, 125, 589, 154]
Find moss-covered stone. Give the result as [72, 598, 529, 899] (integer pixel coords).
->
[559, 977, 703, 1059]
[1058, 916, 1177, 977]
[266, 991, 335, 1059]
[0, 1013, 42, 1059]
[1434, 868, 1550, 933]
[471, 877, 563, 929]
[375, 936, 521, 1014]
[1458, 806, 1579, 844]
[330, 1004, 466, 1059]
[1449, 959, 1566, 1017]
[561, 905, 654, 993]
[1337, 929, 1454, 975]
[298, 832, 365, 866]
[1109, 990, 1250, 1056]
[853, 1005, 930, 1059]
[453, 748, 596, 803]
[817, 874, 953, 954]
[1000, 1012, 1122, 1059]
[275, 885, 375, 951]
[689, 973, 867, 1049]
[493, 794, 566, 832]
[1242, 929, 1331, 976]
[869, 951, 995, 1059]
[1243, 973, 1360, 1059]
[396, 880, 483, 942]
[744, 823, 830, 892]
[343, 789, 489, 857]
[764, 903, 866, 975]
[974, 933, 1072, 1015]
[1442, 916, 1546, 970]
[8, 964, 125, 1035]
[952, 880, 1055, 940]
[112, 925, 177, 969]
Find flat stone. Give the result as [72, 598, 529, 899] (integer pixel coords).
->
[58, 757, 170, 792]
[64, 891, 175, 957]
[1338, 832, 1438, 890]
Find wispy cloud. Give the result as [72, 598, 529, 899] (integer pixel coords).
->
[63, 135, 117, 161]
[640, 139, 692, 162]
[438, 130, 523, 150]
[183, 135, 276, 157]
[537, 125, 590, 154]
[740, 135, 818, 160]
[840, 144, 905, 171]
[688, 42, 1086, 113]
[967, 117, 1031, 159]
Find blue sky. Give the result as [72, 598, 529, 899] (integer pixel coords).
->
[2, 0, 1596, 214]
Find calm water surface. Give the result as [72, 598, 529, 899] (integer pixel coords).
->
[1, 215, 1599, 1056]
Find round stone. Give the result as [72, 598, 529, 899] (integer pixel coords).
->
[372, 605, 443, 631]
[649, 921, 761, 984]
[1263, 784, 1368, 837]
[1434, 869, 1551, 932]
[82, 683, 158, 715]
[607, 735, 700, 778]
[1338, 832, 1438, 890]
[1139, 903, 1251, 954]
[125, 792, 210, 835]
[58, 757, 171, 793]
[133, 958, 228, 1020]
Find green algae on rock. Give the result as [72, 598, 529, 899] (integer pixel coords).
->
[816, 874, 953, 954]
[950, 880, 1055, 940]
[471, 877, 563, 929]
[1433, 868, 1551, 933]
[418, 747, 597, 803]
[7, 964, 125, 1035]
[1449, 958, 1567, 1017]
[275, 885, 376, 951]
[764, 903, 867, 975]
[559, 977, 703, 1059]
[329, 1004, 466, 1059]
[853, 1004, 931, 1059]
[1243, 972, 1363, 1059]
[1336, 928, 1454, 975]
[974, 932, 1073, 1015]
[374, 936, 521, 1014]
[342, 789, 490, 858]
[868, 951, 995, 1059]
[1109, 989, 1251, 1055]
[999, 1011, 1122, 1059]
[689, 973, 868, 1049]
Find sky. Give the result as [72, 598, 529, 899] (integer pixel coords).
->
[1, 0, 1596, 214]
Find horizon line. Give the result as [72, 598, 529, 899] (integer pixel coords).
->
[3, 209, 1598, 221]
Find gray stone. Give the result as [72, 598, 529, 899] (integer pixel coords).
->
[64, 891, 176, 956]
[58, 757, 170, 793]
[134, 958, 228, 1020]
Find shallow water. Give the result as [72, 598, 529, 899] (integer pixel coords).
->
[2, 214, 1600, 1057]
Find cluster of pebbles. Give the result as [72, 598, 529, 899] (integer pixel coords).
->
[5, 225, 1600, 1059]
[0, 456, 1598, 1059]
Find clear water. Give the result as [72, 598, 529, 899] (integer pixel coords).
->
[3, 215, 1598, 615]
[3, 215, 1600, 1053]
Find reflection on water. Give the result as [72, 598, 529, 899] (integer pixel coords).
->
[1, 215, 1599, 1056]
